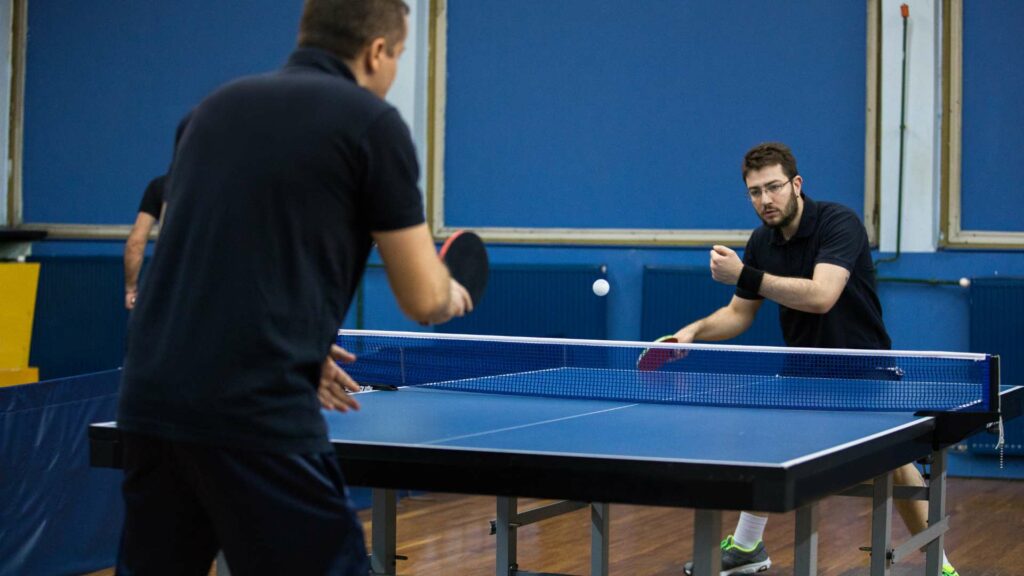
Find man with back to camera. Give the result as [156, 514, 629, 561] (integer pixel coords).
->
[115, 1, 472, 574]
[673, 142, 958, 576]
[123, 175, 165, 310]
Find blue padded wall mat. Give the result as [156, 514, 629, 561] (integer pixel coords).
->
[434, 264, 608, 339]
[0, 369, 123, 576]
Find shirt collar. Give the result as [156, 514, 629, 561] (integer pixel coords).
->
[771, 193, 818, 245]
[285, 47, 356, 82]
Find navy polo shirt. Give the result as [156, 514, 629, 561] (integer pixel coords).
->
[118, 48, 425, 453]
[737, 195, 891, 350]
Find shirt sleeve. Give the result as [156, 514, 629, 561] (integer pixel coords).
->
[815, 209, 866, 271]
[360, 108, 426, 232]
[138, 176, 166, 220]
[735, 232, 764, 301]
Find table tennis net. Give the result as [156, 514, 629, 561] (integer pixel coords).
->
[336, 330, 996, 412]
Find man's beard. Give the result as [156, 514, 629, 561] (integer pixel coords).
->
[762, 192, 799, 229]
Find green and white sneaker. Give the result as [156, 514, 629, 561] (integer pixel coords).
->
[683, 535, 771, 576]
[943, 563, 959, 576]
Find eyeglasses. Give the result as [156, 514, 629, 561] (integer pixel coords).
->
[747, 178, 792, 200]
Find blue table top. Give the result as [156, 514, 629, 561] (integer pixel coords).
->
[89, 378, 1020, 511]
[323, 386, 927, 467]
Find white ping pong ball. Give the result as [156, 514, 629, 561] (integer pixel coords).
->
[959, 277, 971, 288]
[592, 278, 610, 297]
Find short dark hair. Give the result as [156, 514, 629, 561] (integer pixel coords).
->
[298, 0, 409, 60]
[742, 142, 799, 182]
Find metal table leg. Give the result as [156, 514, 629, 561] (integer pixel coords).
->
[794, 503, 819, 576]
[496, 496, 518, 576]
[370, 488, 398, 576]
[924, 449, 948, 576]
[692, 509, 722, 576]
[870, 472, 894, 576]
[591, 503, 610, 576]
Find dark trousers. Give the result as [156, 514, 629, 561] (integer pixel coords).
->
[116, 432, 368, 576]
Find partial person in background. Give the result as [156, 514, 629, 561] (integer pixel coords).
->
[672, 142, 958, 576]
[115, 1, 471, 575]
[123, 175, 165, 310]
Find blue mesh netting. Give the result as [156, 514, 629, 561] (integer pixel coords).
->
[337, 331, 993, 413]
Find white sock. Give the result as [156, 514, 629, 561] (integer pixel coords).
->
[943, 552, 951, 567]
[733, 512, 768, 549]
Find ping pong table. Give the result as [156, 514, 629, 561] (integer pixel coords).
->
[89, 330, 1022, 576]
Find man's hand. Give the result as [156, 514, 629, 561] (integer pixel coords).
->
[318, 344, 361, 412]
[669, 327, 697, 360]
[672, 327, 696, 345]
[709, 245, 743, 286]
[418, 278, 473, 326]
[125, 289, 138, 310]
[447, 278, 473, 318]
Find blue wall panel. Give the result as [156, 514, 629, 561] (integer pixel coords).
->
[641, 266, 784, 346]
[343, 265, 431, 333]
[435, 265, 608, 339]
[29, 257, 129, 380]
[968, 278, 1024, 458]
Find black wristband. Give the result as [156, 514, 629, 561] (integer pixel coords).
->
[737, 265, 764, 294]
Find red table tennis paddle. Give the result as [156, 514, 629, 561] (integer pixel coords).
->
[637, 335, 678, 371]
[439, 230, 489, 306]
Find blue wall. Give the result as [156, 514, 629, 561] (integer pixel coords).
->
[20, 0, 1024, 363]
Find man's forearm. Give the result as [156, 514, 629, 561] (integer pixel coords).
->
[124, 238, 146, 291]
[758, 273, 833, 314]
[680, 306, 750, 342]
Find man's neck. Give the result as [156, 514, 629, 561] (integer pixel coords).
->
[342, 57, 366, 87]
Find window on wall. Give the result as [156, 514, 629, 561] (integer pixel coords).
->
[942, 0, 1024, 248]
[2, 0, 20, 227]
[428, 0, 880, 246]
[10, 0, 428, 239]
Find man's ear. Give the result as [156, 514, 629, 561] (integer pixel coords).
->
[792, 174, 803, 197]
[365, 37, 387, 73]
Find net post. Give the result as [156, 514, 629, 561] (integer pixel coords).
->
[989, 354, 1001, 412]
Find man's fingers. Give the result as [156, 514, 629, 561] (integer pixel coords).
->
[712, 245, 731, 255]
[454, 281, 473, 314]
[328, 344, 356, 364]
[318, 349, 362, 412]
[324, 359, 360, 393]
[336, 365, 360, 393]
[448, 279, 472, 317]
[319, 364, 361, 411]
[319, 385, 361, 412]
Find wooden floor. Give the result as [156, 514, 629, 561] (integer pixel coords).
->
[87, 477, 1024, 575]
